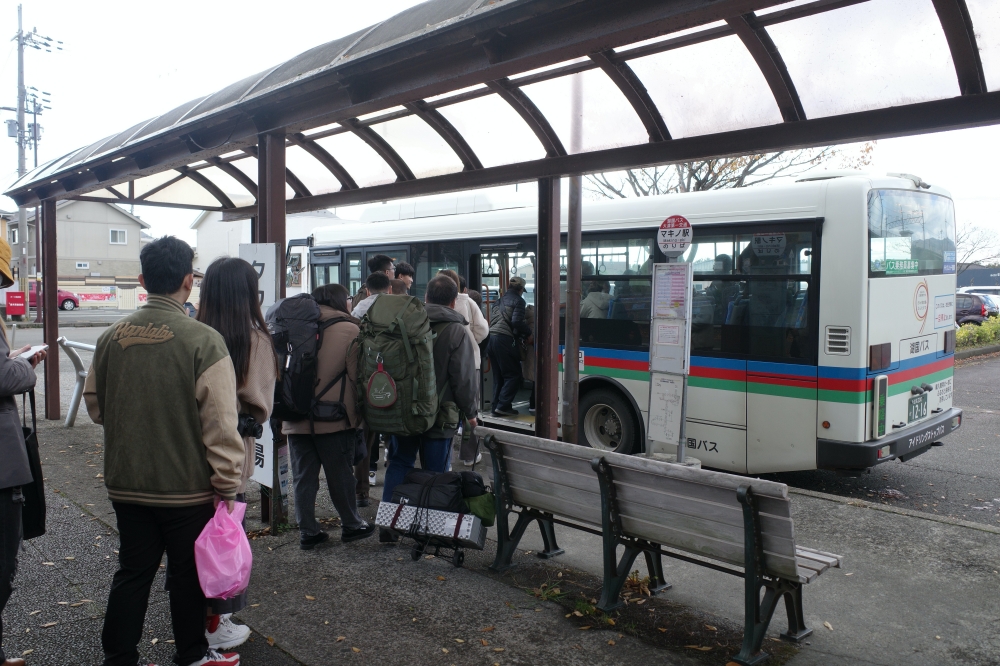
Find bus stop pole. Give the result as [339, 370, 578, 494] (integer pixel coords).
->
[41, 198, 60, 420]
[536, 177, 561, 440]
[562, 75, 583, 444]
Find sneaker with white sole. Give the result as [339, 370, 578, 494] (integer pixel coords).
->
[207, 614, 251, 650]
[461, 452, 483, 466]
[368, 470, 378, 487]
[189, 649, 240, 666]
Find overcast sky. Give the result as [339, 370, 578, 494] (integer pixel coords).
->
[1, 0, 998, 248]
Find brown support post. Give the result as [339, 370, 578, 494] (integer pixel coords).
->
[535, 177, 561, 440]
[258, 132, 287, 299]
[562, 76, 583, 445]
[41, 199, 59, 420]
[256, 132, 288, 528]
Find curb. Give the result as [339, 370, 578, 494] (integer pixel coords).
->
[789, 487, 1000, 535]
[955, 343, 1000, 360]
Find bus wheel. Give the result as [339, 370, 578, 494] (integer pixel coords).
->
[579, 388, 637, 454]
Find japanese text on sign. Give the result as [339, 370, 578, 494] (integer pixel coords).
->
[752, 233, 786, 257]
[658, 215, 692, 257]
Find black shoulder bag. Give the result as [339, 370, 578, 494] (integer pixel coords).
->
[21, 389, 46, 540]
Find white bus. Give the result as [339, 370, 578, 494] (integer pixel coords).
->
[305, 173, 962, 475]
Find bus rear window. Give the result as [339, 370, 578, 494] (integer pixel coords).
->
[868, 189, 956, 277]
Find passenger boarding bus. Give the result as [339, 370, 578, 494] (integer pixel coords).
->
[304, 173, 962, 475]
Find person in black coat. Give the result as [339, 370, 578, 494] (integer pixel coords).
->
[0, 238, 47, 666]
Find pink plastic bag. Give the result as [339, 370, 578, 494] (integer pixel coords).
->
[195, 501, 252, 599]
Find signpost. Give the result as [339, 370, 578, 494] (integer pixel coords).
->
[239, 243, 288, 526]
[648, 216, 698, 466]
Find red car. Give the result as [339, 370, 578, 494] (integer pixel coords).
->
[27, 283, 81, 311]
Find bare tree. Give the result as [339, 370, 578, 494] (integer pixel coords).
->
[585, 143, 875, 200]
[956, 222, 1000, 274]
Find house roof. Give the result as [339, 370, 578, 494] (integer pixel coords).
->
[25, 200, 151, 229]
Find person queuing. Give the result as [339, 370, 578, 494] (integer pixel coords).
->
[487, 276, 531, 416]
[380, 275, 479, 542]
[195, 257, 277, 651]
[352, 272, 391, 320]
[394, 261, 415, 293]
[351, 254, 395, 310]
[437, 270, 488, 465]
[84, 237, 245, 666]
[0, 238, 46, 666]
[283, 284, 375, 549]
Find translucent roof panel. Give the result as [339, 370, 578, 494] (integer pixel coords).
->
[314, 131, 396, 188]
[133, 171, 186, 199]
[628, 35, 782, 138]
[229, 156, 259, 188]
[520, 69, 648, 153]
[284, 145, 342, 196]
[436, 93, 547, 168]
[197, 166, 256, 206]
[767, 0, 960, 118]
[370, 114, 464, 179]
[967, 0, 1000, 91]
[144, 176, 226, 208]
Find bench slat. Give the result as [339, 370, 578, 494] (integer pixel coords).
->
[796, 546, 843, 567]
[503, 457, 599, 495]
[509, 486, 604, 526]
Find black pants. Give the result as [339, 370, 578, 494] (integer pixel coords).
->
[488, 334, 522, 412]
[103, 502, 214, 666]
[0, 487, 22, 664]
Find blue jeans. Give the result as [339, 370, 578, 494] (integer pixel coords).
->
[381, 435, 452, 503]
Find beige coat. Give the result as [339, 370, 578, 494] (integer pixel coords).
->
[455, 293, 489, 368]
[237, 329, 276, 493]
[281, 307, 361, 436]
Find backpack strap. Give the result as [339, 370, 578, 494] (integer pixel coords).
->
[394, 315, 415, 363]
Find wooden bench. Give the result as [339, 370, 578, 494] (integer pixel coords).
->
[479, 427, 842, 666]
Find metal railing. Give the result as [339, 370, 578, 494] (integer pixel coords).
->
[57, 336, 95, 427]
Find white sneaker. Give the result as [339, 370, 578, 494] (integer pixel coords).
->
[206, 615, 250, 651]
[369, 470, 378, 487]
[189, 649, 240, 666]
[462, 452, 483, 466]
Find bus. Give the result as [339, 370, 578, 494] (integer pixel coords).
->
[304, 173, 962, 475]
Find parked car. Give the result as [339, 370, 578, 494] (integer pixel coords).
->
[959, 286, 1000, 297]
[980, 293, 1000, 318]
[27, 283, 81, 311]
[956, 292, 989, 325]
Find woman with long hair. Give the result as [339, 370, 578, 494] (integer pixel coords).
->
[283, 283, 374, 548]
[196, 257, 277, 651]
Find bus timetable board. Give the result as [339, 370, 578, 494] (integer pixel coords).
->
[648, 261, 693, 458]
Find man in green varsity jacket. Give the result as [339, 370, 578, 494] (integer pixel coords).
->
[84, 236, 245, 666]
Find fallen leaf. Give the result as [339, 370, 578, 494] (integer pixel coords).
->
[267, 637, 275, 646]
[579, 626, 591, 631]
[437, 576, 446, 581]
[250, 604, 260, 608]
[41, 562, 54, 566]
[684, 645, 713, 651]
[29, 610, 41, 616]
[607, 619, 615, 626]
[351, 647, 361, 653]
[336, 636, 345, 643]
[80, 600, 92, 603]
[705, 625, 717, 631]
[493, 647, 505, 652]
[70, 602, 85, 607]
[844, 572, 854, 576]
[480, 639, 489, 646]
[534, 608, 542, 613]
[166, 640, 174, 644]
[40, 622, 57, 628]
[572, 610, 583, 617]
[442, 648, 449, 654]
[512, 614, 522, 618]
[151, 638, 159, 645]
[424, 555, 434, 560]
[658, 628, 667, 633]
[557, 571, 563, 578]
[57, 602, 68, 606]
[482, 626, 495, 632]
[823, 621, 833, 631]
[305, 595, 316, 601]
[454, 638, 465, 643]
[21, 650, 34, 656]
[324, 621, 329, 625]
[935, 636, 941, 640]
[608, 639, 616, 646]
[635, 598, 646, 605]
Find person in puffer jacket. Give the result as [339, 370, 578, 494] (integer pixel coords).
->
[487, 276, 530, 416]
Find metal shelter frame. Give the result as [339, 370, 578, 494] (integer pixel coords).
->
[6, 0, 1000, 425]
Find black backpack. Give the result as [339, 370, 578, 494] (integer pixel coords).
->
[265, 294, 349, 429]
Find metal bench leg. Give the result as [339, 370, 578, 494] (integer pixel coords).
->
[490, 511, 533, 572]
[536, 515, 564, 559]
[642, 545, 672, 594]
[733, 485, 787, 666]
[597, 541, 643, 612]
[780, 583, 812, 642]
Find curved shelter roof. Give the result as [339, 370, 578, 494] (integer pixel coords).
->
[6, 0, 1000, 217]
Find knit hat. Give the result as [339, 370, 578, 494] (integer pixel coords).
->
[0, 239, 13, 288]
[508, 276, 526, 291]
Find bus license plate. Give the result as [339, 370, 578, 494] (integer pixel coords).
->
[908, 394, 928, 423]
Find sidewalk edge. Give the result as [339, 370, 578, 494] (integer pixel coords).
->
[788, 487, 1000, 535]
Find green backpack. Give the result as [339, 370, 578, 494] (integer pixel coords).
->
[357, 295, 439, 436]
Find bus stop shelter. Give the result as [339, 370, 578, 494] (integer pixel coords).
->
[6, 0, 1000, 433]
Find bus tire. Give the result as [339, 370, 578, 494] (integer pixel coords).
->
[578, 387, 638, 455]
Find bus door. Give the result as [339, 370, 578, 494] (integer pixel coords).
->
[310, 247, 342, 289]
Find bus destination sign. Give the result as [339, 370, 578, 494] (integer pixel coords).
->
[658, 215, 692, 257]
